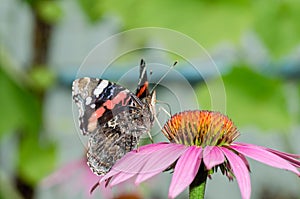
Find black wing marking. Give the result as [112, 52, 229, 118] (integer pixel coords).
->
[136, 59, 150, 99]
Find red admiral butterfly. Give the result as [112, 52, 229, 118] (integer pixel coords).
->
[72, 60, 156, 175]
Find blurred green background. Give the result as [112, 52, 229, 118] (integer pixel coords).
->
[0, 0, 300, 199]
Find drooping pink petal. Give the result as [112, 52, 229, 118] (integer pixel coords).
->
[169, 146, 202, 199]
[101, 143, 171, 183]
[231, 144, 300, 176]
[89, 176, 113, 198]
[111, 143, 187, 186]
[135, 143, 187, 184]
[221, 147, 251, 199]
[109, 172, 137, 186]
[266, 148, 300, 158]
[42, 158, 113, 198]
[136, 143, 187, 174]
[234, 142, 300, 159]
[41, 158, 84, 187]
[265, 148, 300, 168]
[238, 153, 251, 172]
[203, 146, 225, 170]
[114, 143, 172, 169]
[136, 142, 171, 152]
[233, 142, 300, 168]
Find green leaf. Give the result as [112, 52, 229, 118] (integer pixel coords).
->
[0, 171, 23, 199]
[0, 67, 41, 139]
[22, 0, 38, 6]
[36, 1, 63, 24]
[196, 66, 291, 131]
[105, 0, 252, 48]
[297, 82, 300, 123]
[77, 0, 104, 23]
[18, 135, 56, 185]
[101, 0, 300, 57]
[254, 0, 300, 58]
[29, 66, 56, 91]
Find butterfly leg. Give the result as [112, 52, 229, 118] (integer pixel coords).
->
[155, 100, 172, 117]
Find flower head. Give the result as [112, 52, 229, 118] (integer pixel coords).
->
[99, 110, 300, 199]
[162, 110, 239, 147]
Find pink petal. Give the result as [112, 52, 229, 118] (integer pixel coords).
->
[90, 176, 113, 198]
[203, 146, 225, 170]
[231, 144, 300, 176]
[136, 142, 171, 152]
[109, 172, 136, 186]
[234, 142, 300, 159]
[233, 142, 300, 168]
[265, 149, 300, 168]
[100, 153, 145, 183]
[111, 143, 186, 186]
[101, 143, 171, 183]
[135, 144, 187, 184]
[221, 147, 251, 199]
[169, 146, 202, 199]
[238, 153, 251, 172]
[41, 158, 84, 187]
[266, 148, 300, 158]
[82, 163, 104, 191]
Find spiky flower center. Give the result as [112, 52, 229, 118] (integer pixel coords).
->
[162, 110, 240, 147]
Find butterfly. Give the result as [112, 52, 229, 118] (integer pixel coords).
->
[72, 59, 156, 175]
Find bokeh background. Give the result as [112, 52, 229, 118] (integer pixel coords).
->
[0, 0, 300, 199]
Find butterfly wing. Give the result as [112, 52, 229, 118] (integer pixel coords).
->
[72, 76, 153, 175]
[87, 105, 150, 175]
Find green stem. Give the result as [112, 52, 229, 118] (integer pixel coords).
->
[189, 163, 208, 199]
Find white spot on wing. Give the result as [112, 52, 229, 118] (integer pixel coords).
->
[93, 80, 109, 97]
[88, 120, 97, 132]
[85, 96, 92, 105]
[72, 79, 80, 96]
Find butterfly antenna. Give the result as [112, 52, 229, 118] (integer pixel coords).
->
[154, 114, 164, 133]
[150, 60, 178, 94]
[147, 131, 154, 143]
[148, 69, 153, 83]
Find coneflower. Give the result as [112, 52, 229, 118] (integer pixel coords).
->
[99, 110, 300, 199]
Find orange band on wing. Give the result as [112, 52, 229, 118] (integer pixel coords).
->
[136, 82, 148, 98]
[88, 91, 128, 125]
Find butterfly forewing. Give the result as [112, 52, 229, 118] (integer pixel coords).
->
[72, 78, 142, 135]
